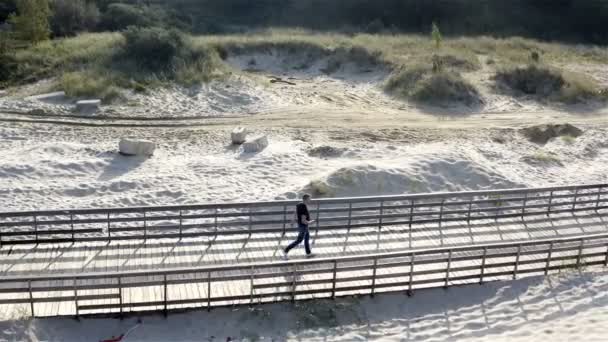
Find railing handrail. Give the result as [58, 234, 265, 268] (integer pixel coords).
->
[1, 230, 606, 283]
[0, 183, 605, 217]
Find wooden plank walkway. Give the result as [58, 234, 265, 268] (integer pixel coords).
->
[1, 211, 605, 277]
[0, 183, 606, 318]
[0, 210, 606, 317]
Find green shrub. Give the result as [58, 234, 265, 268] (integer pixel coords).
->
[411, 72, 481, 106]
[561, 135, 576, 144]
[494, 65, 564, 96]
[385, 65, 428, 97]
[51, 0, 100, 37]
[123, 26, 185, 70]
[386, 65, 480, 106]
[494, 65, 601, 103]
[60, 71, 121, 102]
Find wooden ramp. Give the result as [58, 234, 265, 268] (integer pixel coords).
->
[0, 184, 606, 317]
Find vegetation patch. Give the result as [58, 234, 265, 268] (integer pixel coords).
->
[2, 28, 223, 98]
[386, 65, 481, 106]
[494, 64, 602, 103]
[523, 152, 562, 166]
[59, 71, 121, 103]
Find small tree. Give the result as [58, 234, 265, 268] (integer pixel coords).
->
[9, 0, 51, 43]
[431, 21, 442, 49]
[431, 21, 443, 73]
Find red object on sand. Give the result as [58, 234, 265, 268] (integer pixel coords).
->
[100, 334, 124, 342]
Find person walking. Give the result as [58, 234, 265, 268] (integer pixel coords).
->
[283, 194, 315, 259]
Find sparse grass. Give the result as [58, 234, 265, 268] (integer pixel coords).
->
[4, 30, 224, 98]
[529, 152, 561, 164]
[309, 180, 334, 197]
[561, 135, 577, 144]
[59, 71, 122, 103]
[410, 72, 481, 106]
[5, 29, 608, 106]
[386, 66, 480, 106]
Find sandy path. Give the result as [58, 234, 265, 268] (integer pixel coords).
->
[1, 106, 607, 130]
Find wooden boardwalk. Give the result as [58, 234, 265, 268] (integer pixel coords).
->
[0, 184, 606, 317]
[1, 212, 606, 277]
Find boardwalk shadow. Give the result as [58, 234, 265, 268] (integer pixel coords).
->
[10, 269, 608, 341]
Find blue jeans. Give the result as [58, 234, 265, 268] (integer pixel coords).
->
[285, 224, 311, 255]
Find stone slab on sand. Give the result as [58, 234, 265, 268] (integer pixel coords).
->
[119, 138, 156, 156]
[27, 91, 67, 103]
[231, 127, 248, 145]
[76, 99, 101, 114]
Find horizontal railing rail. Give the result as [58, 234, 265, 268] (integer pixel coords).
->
[0, 232, 607, 317]
[0, 184, 606, 245]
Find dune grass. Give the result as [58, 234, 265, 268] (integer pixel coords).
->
[494, 64, 602, 103]
[3, 28, 607, 105]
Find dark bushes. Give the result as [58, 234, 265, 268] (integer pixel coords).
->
[123, 26, 185, 69]
[51, 0, 100, 37]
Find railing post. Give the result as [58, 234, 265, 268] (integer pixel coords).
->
[495, 195, 501, 222]
[331, 260, 338, 299]
[604, 243, 608, 266]
[33, 215, 38, 244]
[407, 253, 415, 296]
[444, 250, 452, 288]
[74, 278, 79, 318]
[409, 200, 415, 228]
[28, 280, 34, 317]
[107, 212, 111, 240]
[596, 186, 603, 212]
[282, 205, 287, 237]
[379, 200, 385, 229]
[479, 247, 487, 284]
[347, 202, 353, 230]
[214, 207, 219, 237]
[576, 238, 584, 268]
[207, 272, 212, 311]
[118, 276, 123, 318]
[248, 206, 253, 237]
[163, 274, 168, 316]
[439, 199, 445, 246]
[547, 191, 554, 217]
[250, 266, 255, 306]
[70, 213, 75, 243]
[178, 210, 183, 240]
[143, 210, 147, 241]
[371, 258, 378, 297]
[438, 198, 445, 226]
[572, 188, 579, 212]
[291, 264, 298, 302]
[467, 196, 473, 224]
[513, 244, 522, 280]
[315, 202, 320, 241]
[545, 242, 554, 275]
[521, 192, 528, 220]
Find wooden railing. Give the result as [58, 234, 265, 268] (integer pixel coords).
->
[0, 184, 606, 245]
[0, 232, 606, 317]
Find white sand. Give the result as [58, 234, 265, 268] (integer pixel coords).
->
[0, 123, 607, 211]
[0, 49, 607, 341]
[1, 268, 606, 341]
